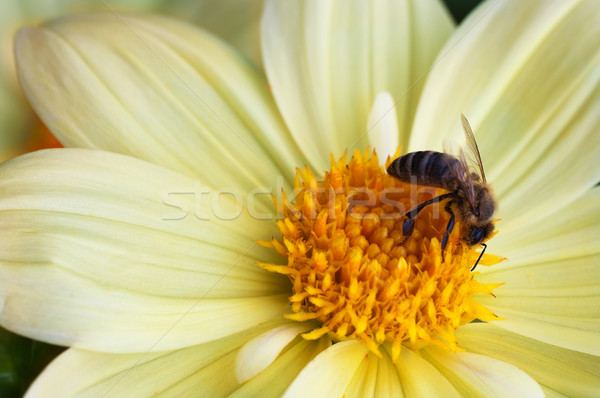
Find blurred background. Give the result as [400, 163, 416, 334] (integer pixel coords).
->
[0, 0, 482, 396]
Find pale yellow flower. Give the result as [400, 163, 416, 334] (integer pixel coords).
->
[0, 0, 599, 397]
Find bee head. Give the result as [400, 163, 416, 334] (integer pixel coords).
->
[465, 222, 495, 246]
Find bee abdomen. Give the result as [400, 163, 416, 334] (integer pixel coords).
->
[387, 151, 458, 190]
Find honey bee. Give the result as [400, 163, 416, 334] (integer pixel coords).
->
[387, 114, 495, 271]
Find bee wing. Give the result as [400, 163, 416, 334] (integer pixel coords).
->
[461, 114, 487, 184]
[443, 139, 478, 208]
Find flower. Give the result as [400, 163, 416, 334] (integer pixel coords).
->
[1, 0, 599, 396]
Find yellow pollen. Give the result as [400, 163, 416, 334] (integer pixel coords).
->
[260, 149, 503, 362]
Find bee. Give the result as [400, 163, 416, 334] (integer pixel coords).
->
[387, 114, 495, 271]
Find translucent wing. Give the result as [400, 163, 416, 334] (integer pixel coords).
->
[443, 139, 477, 208]
[461, 114, 487, 184]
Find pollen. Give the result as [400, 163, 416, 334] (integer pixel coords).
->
[260, 149, 503, 362]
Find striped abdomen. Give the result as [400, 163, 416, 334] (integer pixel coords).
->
[387, 151, 460, 190]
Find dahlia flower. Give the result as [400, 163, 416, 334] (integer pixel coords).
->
[1, 0, 598, 396]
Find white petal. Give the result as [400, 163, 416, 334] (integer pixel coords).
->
[283, 340, 369, 398]
[261, 0, 453, 171]
[26, 321, 284, 397]
[410, 0, 600, 225]
[387, 345, 461, 397]
[367, 92, 400, 163]
[422, 347, 543, 398]
[236, 323, 313, 383]
[457, 322, 600, 397]
[15, 13, 303, 207]
[0, 149, 288, 352]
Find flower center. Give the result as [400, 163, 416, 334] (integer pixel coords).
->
[260, 149, 503, 362]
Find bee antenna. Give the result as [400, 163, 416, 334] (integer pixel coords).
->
[471, 243, 487, 272]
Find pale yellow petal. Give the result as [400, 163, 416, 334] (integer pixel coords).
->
[541, 386, 569, 398]
[474, 298, 600, 357]
[490, 187, 599, 264]
[423, 346, 543, 397]
[410, 0, 600, 226]
[457, 322, 600, 397]
[261, 0, 453, 171]
[26, 321, 285, 397]
[0, 149, 285, 296]
[367, 92, 400, 163]
[236, 323, 313, 383]
[4, 0, 264, 65]
[283, 340, 369, 398]
[476, 253, 599, 350]
[1, 262, 288, 354]
[0, 149, 288, 352]
[15, 13, 302, 207]
[230, 336, 331, 398]
[373, 351, 404, 397]
[2, 0, 266, 162]
[344, 351, 380, 398]
[475, 189, 600, 354]
[476, 254, 599, 333]
[385, 345, 460, 397]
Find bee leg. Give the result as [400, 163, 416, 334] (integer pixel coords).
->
[399, 219, 415, 245]
[398, 192, 456, 246]
[471, 243, 487, 271]
[441, 201, 455, 262]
